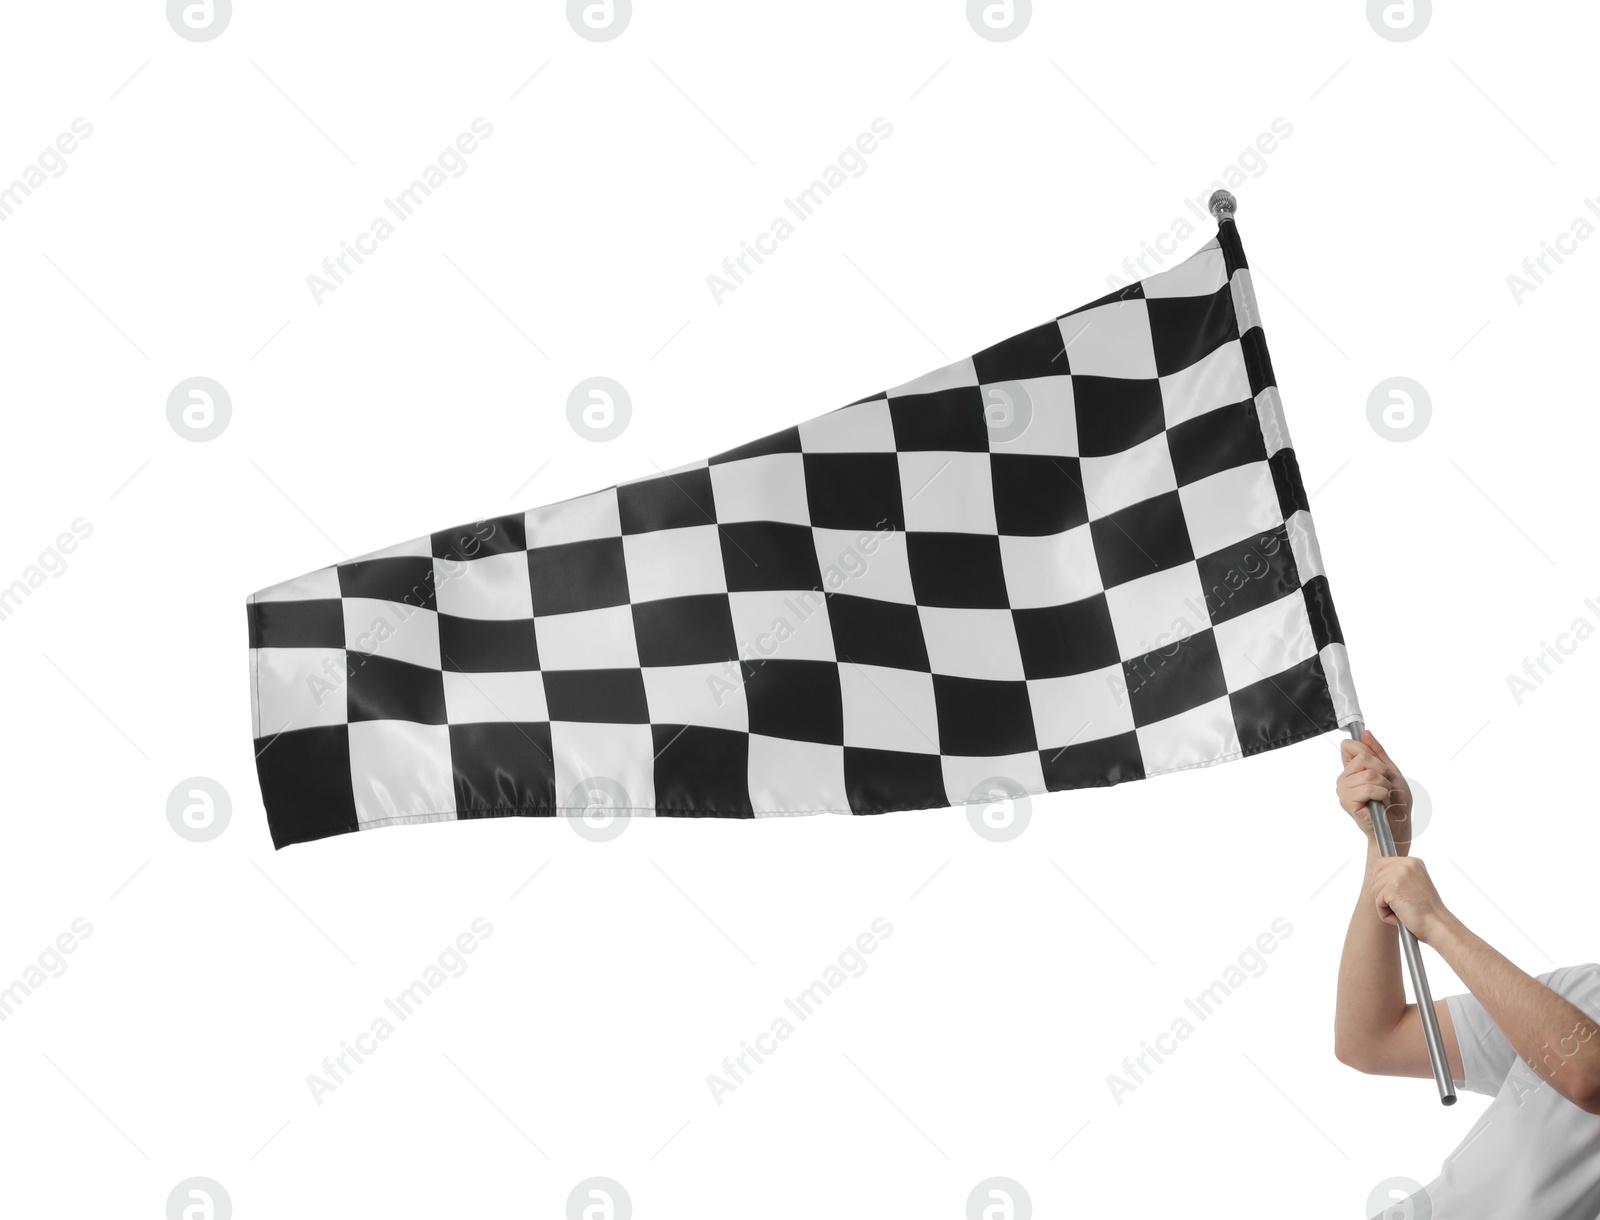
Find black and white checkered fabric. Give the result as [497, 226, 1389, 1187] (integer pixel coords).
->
[248, 220, 1361, 848]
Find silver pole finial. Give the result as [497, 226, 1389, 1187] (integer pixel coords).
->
[1208, 189, 1237, 224]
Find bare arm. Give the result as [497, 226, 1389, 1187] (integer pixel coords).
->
[1331, 732, 1463, 1080]
[1373, 858, 1600, 1114]
[1331, 733, 1600, 1112]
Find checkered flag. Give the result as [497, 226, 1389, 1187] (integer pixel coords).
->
[248, 216, 1360, 848]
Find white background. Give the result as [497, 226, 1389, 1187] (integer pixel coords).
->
[1, 1, 1595, 1215]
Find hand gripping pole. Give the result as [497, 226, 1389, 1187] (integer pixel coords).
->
[1350, 721, 1456, 1106]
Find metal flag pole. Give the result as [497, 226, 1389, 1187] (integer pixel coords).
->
[1205, 188, 1455, 1103]
[1347, 721, 1457, 1105]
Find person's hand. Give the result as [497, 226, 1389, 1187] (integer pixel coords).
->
[1337, 731, 1415, 854]
[1370, 856, 1452, 944]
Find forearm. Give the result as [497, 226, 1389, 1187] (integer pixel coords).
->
[1431, 915, 1600, 1111]
[1334, 841, 1409, 1069]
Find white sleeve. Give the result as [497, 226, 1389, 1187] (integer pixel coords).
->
[1545, 961, 1600, 1020]
[1444, 962, 1600, 1096]
[1445, 990, 1516, 1096]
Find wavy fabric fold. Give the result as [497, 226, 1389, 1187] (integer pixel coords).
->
[247, 218, 1359, 848]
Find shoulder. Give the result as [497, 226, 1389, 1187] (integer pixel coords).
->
[1540, 962, 1600, 983]
[1539, 963, 1600, 1012]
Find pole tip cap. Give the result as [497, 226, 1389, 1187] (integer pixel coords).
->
[1208, 190, 1237, 223]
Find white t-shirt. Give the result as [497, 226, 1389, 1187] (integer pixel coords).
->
[1395, 963, 1600, 1219]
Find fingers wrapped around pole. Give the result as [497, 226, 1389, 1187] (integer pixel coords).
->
[1348, 721, 1457, 1105]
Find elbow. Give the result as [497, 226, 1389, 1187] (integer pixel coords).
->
[1334, 1037, 1373, 1074]
[1334, 1032, 1392, 1075]
[1566, 1074, 1600, 1116]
